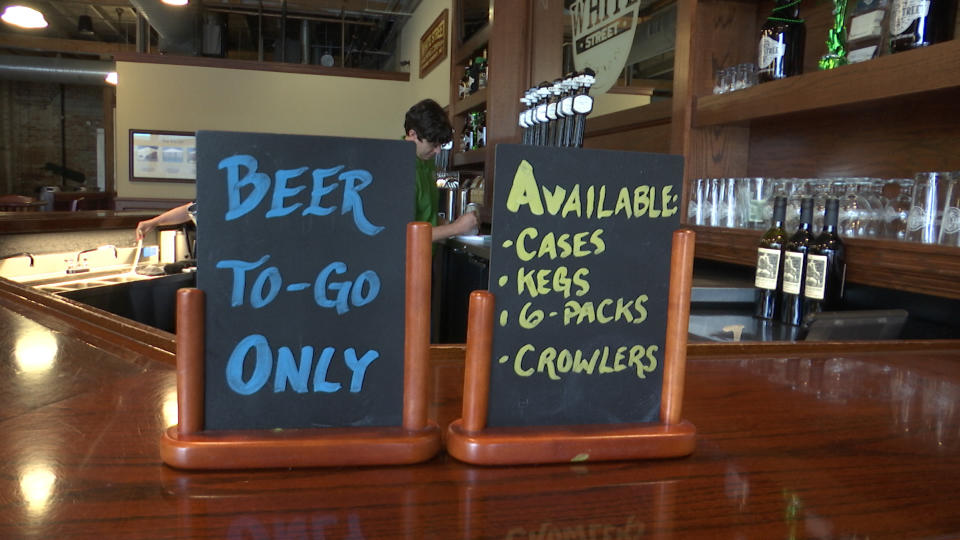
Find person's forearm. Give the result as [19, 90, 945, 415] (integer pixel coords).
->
[154, 204, 191, 226]
[432, 223, 459, 241]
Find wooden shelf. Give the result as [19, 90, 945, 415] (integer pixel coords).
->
[452, 149, 486, 167]
[454, 25, 490, 64]
[694, 40, 960, 127]
[452, 87, 487, 116]
[690, 225, 960, 300]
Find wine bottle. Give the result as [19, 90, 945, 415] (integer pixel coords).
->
[804, 198, 846, 316]
[889, 0, 958, 52]
[781, 198, 815, 326]
[754, 196, 788, 319]
[757, 0, 806, 82]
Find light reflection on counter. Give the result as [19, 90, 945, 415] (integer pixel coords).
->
[162, 388, 178, 428]
[14, 331, 57, 375]
[20, 464, 56, 517]
[744, 356, 960, 449]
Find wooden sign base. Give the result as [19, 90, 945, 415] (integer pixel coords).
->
[446, 230, 698, 466]
[161, 223, 441, 469]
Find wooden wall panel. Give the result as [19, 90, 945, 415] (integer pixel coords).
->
[747, 89, 960, 179]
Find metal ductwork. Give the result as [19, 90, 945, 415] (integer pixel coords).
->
[0, 55, 115, 86]
[128, 0, 201, 55]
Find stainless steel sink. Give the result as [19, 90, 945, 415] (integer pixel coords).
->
[28, 271, 155, 293]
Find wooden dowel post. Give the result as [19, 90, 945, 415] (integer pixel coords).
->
[403, 222, 432, 431]
[176, 288, 205, 436]
[462, 291, 495, 432]
[661, 229, 695, 425]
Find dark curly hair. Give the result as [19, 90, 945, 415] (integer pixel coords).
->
[404, 99, 453, 145]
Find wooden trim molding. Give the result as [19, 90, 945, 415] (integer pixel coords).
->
[112, 53, 410, 82]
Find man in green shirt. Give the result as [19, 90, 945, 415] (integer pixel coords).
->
[403, 99, 478, 241]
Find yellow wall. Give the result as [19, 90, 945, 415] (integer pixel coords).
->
[115, 0, 453, 201]
[396, 0, 453, 107]
[592, 92, 653, 117]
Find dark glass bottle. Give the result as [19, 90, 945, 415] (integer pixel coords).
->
[781, 198, 815, 326]
[757, 0, 806, 82]
[889, 0, 958, 52]
[804, 198, 846, 316]
[754, 196, 789, 319]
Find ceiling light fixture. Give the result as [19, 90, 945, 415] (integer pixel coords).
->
[1, 5, 48, 29]
[161, 0, 189, 6]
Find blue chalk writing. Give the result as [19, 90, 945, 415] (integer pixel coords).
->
[225, 333, 377, 395]
[344, 348, 379, 392]
[339, 169, 384, 236]
[266, 166, 309, 218]
[226, 334, 272, 395]
[215, 256, 380, 312]
[217, 154, 383, 236]
[221, 155, 270, 221]
[312, 347, 341, 393]
[274, 346, 311, 393]
[314, 263, 380, 315]
[217, 255, 271, 307]
[303, 166, 343, 217]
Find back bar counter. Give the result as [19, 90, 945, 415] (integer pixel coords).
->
[2, 257, 959, 538]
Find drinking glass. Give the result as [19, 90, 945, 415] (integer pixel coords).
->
[735, 63, 758, 90]
[833, 179, 873, 237]
[784, 178, 809, 232]
[883, 179, 913, 241]
[938, 176, 960, 246]
[809, 179, 831, 232]
[714, 69, 733, 95]
[706, 177, 722, 226]
[716, 177, 739, 227]
[906, 172, 950, 244]
[687, 178, 707, 225]
[860, 178, 887, 237]
[738, 177, 771, 229]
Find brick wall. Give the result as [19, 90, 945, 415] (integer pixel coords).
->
[0, 81, 105, 196]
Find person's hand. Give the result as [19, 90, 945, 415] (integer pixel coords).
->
[453, 211, 479, 236]
[135, 219, 156, 241]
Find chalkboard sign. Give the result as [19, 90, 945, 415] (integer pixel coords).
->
[487, 145, 682, 427]
[196, 131, 412, 431]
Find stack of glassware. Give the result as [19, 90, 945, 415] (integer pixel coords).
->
[686, 173, 960, 246]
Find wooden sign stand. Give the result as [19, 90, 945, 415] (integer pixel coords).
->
[446, 229, 698, 465]
[160, 223, 441, 469]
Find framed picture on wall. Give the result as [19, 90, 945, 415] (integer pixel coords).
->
[130, 129, 197, 183]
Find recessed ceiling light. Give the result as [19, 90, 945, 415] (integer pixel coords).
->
[161, 0, 189, 5]
[1, 5, 48, 29]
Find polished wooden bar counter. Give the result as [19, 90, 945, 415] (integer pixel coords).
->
[1, 291, 959, 538]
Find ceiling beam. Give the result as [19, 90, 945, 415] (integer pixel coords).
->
[0, 34, 136, 56]
[34, 0, 79, 38]
[90, 5, 126, 42]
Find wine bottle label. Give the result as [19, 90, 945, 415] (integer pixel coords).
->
[561, 96, 575, 116]
[754, 247, 781, 290]
[573, 95, 594, 114]
[547, 102, 558, 120]
[890, 0, 931, 36]
[942, 207, 960, 235]
[782, 251, 805, 294]
[847, 45, 879, 64]
[849, 10, 885, 40]
[758, 35, 786, 69]
[804, 254, 828, 300]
